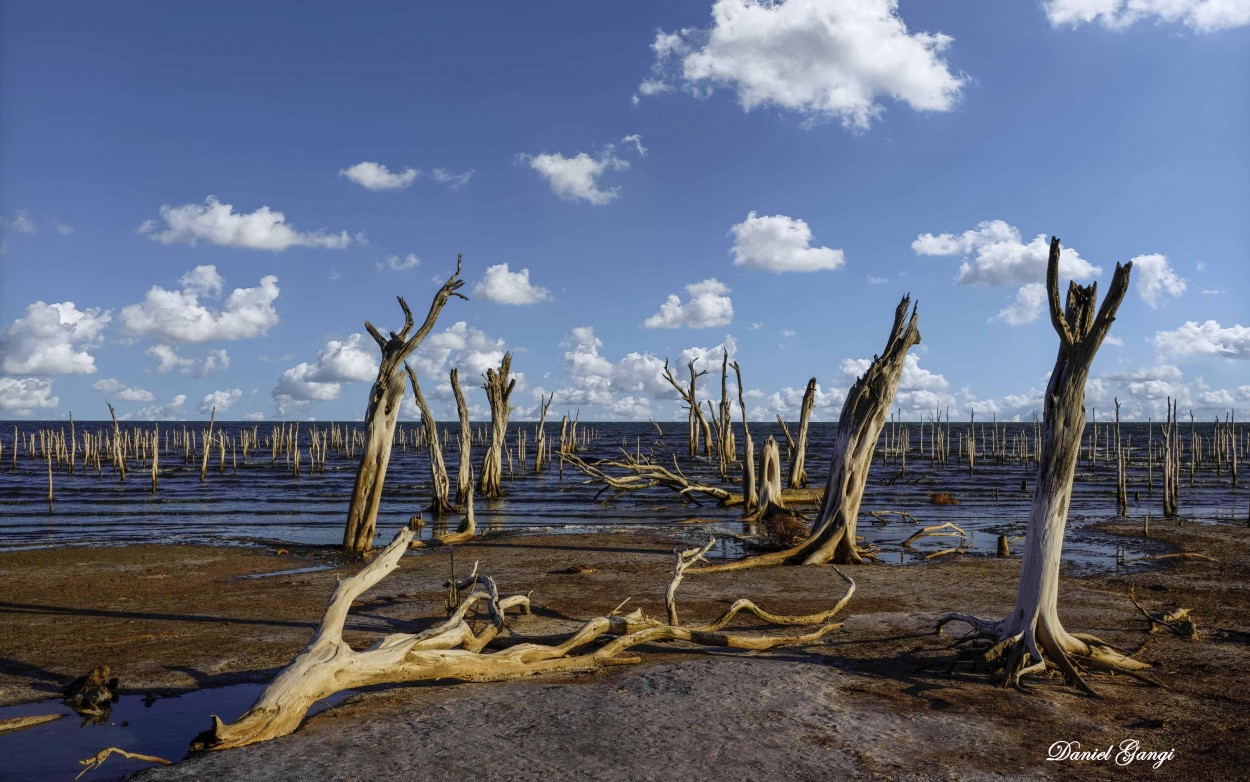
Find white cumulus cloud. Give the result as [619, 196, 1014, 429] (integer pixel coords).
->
[120, 266, 280, 343]
[644, 279, 734, 329]
[1131, 253, 1187, 308]
[339, 161, 420, 191]
[380, 253, 421, 271]
[199, 388, 243, 414]
[272, 333, 379, 412]
[147, 345, 230, 376]
[91, 378, 156, 403]
[639, 0, 965, 130]
[913, 220, 1101, 286]
[730, 212, 845, 272]
[1044, 0, 1250, 33]
[992, 283, 1048, 325]
[2, 301, 112, 375]
[473, 263, 553, 305]
[523, 136, 643, 205]
[0, 377, 58, 414]
[138, 196, 352, 251]
[1154, 321, 1250, 359]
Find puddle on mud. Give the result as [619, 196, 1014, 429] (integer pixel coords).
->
[0, 684, 349, 781]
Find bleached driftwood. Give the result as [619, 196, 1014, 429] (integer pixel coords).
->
[938, 237, 1151, 694]
[563, 452, 738, 505]
[193, 527, 853, 752]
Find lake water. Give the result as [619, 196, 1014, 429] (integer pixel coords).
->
[1, 419, 1245, 571]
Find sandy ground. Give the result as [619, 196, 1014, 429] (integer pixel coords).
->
[1, 518, 1247, 781]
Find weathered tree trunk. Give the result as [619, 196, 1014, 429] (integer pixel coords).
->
[343, 259, 467, 555]
[787, 378, 816, 489]
[939, 237, 1148, 693]
[756, 437, 785, 515]
[478, 353, 515, 498]
[534, 393, 553, 473]
[1115, 397, 1127, 516]
[717, 353, 736, 476]
[450, 368, 473, 507]
[735, 362, 758, 515]
[192, 527, 853, 752]
[404, 363, 455, 515]
[698, 294, 921, 571]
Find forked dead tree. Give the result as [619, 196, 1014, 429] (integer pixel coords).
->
[662, 359, 712, 458]
[478, 353, 515, 498]
[343, 259, 466, 555]
[405, 363, 456, 516]
[937, 237, 1149, 693]
[697, 294, 920, 570]
[788, 378, 817, 489]
[191, 527, 854, 752]
[450, 368, 472, 507]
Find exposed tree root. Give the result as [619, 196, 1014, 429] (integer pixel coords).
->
[936, 610, 1159, 695]
[193, 527, 854, 752]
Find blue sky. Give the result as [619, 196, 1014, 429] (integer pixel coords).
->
[2, 0, 1247, 422]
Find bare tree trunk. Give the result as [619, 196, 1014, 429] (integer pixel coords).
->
[662, 359, 711, 458]
[698, 295, 921, 571]
[478, 353, 515, 498]
[734, 361, 758, 515]
[451, 368, 472, 507]
[939, 237, 1147, 693]
[1115, 397, 1127, 516]
[534, 393, 553, 473]
[405, 363, 455, 515]
[757, 437, 785, 513]
[718, 353, 736, 476]
[343, 259, 467, 555]
[787, 378, 816, 489]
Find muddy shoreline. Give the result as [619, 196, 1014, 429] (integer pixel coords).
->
[1, 519, 1247, 780]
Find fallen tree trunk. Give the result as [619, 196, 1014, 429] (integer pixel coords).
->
[937, 237, 1150, 694]
[192, 527, 853, 752]
[697, 294, 921, 570]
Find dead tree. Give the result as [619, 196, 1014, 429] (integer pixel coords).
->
[450, 368, 472, 507]
[717, 353, 736, 476]
[734, 361, 758, 514]
[404, 363, 455, 515]
[788, 378, 817, 489]
[662, 359, 712, 458]
[698, 294, 920, 570]
[478, 353, 515, 498]
[534, 392, 553, 473]
[938, 237, 1149, 692]
[343, 258, 466, 555]
[757, 437, 786, 514]
[191, 527, 854, 752]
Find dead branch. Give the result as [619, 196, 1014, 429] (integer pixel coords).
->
[1129, 588, 1200, 641]
[902, 522, 968, 549]
[76, 748, 171, 779]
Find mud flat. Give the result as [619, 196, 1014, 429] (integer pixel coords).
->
[0, 520, 1246, 780]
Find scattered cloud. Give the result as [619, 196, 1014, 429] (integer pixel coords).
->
[273, 333, 380, 411]
[4, 210, 38, 234]
[339, 161, 419, 191]
[730, 212, 845, 272]
[380, 253, 421, 271]
[0, 377, 58, 414]
[91, 378, 156, 403]
[1131, 253, 1186, 308]
[644, 278, 734, 329]
[522, 136, 643, 205]
[120, 394, 188, 421]
[473, 263, 553, 305]
[431, 168, 475, 188]
[199, 388, 243, 414]
[1, 301, 112, 375]
[138, 196, 352, 251]
[992, 282, 1047, 325]
[1154, 321, 1250, 359]
[1044, 0, 1250, 33]
[638, 0, 965, 130]
[120, 266, 280, 343]
[867, 275, 889, 285]
[147, 345, 230, 376]
[913, 220, 1100, 286]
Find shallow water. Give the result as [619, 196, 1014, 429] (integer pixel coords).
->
[1, 420, 1245, 572]
[0, 684, 348, 781]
